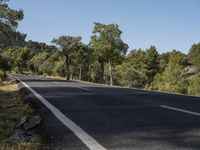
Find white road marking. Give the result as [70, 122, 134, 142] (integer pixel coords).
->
[53, 81, 59, 84]
[16, 77, 107, 150]
[77, 87, 91, 91]
[160, 105, 200, 117]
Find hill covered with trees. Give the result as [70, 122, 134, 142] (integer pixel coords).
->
[0, 0, 199, 96]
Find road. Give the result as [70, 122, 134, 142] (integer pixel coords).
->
[16, 74, 200, 150]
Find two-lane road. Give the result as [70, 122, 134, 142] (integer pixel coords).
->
[16, 74, 200, 150]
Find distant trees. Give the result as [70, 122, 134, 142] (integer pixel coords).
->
[188, 74, 200, 96]
[144, 46, 159, 84]
[52, 36, 88, 80]
[148, 50, 189, 93]
[2, 47, 31, 72]
[0, 0, 199, 95]
[150, 62, 187, 94]
[114, 49, 146, 87]
[114, 46, 159, 88]
[90, 22, 128, 85]
[188, 43, 200, 70]
[0, 0, 25, 80]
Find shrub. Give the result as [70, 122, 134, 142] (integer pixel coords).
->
[0, 69, 5, 81]
[188, 74, 200, 96]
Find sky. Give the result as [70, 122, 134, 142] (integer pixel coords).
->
[8, 0, 200, 54]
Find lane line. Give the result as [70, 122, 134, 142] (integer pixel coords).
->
[16, 77, 107, 150]
[160, 105, 200, 117]
[53, 81, 59, 84]
[77, 87, 91, 91]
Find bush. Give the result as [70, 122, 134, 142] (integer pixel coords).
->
[149, 62, 188, 94]
[0, 69, 5, 81]
[188, 74, 200, 96]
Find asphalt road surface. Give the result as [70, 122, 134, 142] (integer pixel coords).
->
[15, 74, 200, 150]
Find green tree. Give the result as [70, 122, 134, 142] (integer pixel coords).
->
[0, 52, 12, 80]
[90, 22, 128, 85]
[114, 63, 146, 88]
[26, 40, 57, 53]
[150, 61, 188, 94]
[144, 46, 160, 84]
[52, 36, 86, 80]
[188, 43, 200, 70]
[28, 52, 49, 74]
[67, 43, 89, 80]
[169, 50, 188, 66]
[188, 74, 200, 96]
[2, 47, 31, 72]
[0, 0, 25, 49]
[158, 52, 170, 73]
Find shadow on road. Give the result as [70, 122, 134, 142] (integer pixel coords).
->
[18, 78, 200, 150]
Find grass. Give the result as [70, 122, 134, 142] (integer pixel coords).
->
[0, 78, 40, 150]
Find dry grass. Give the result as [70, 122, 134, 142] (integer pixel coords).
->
[0, 79, 39, 150]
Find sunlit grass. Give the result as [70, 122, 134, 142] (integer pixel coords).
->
[0, 81, 39, 149]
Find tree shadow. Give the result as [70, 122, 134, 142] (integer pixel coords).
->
[18, 80, 200, 149]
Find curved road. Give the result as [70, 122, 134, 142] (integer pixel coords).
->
[16, 74, 200, 150]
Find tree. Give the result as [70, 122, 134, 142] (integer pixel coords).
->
[188, 74, 200, 96]
[158, 52, 170, 73]
[28, 52, 49, 74]
[169, 50, 188, 66]
[188, 43, 200, 70]
[0, 0, 25, 49]
[115, 49, 147, 88]
[90, 22, 128, 85]
[144, 46, 160, 84]
[52, 36, 85, 80]
[2, 46, 31, 72]
[71, 44, 89, 80]
[114, 63, 146, 88]
[0, 53, 12, 80]
[26, 40, 57, 53]
[150, 61, 188, 94]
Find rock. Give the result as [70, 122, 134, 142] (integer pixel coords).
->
[15, 116, 28, 129]
[24, 115, 42, 130]
[8, 129, 31, 143]
[20, 116, 28, 127]
[184, 66, 198, 75]
[2, 103, 16, 109]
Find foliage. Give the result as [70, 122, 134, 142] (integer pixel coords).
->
[188, 43, 200, 70]
[90, 22, 128, 85]
[114, 64, 146, 88]
[0, 1, 25, 49]
[144, 46, 160, 84]
[168, 50, 188, 66]
[0, 1, 199, 97]
[52, 36, 87, 80]
[28, 51, 49, 74]
[188, 74, 200, 96]
[0, 69, 5, 81]
[2, 47, 31, 72]
[149, 61, 188, 94]
[0, 54, 11, 75]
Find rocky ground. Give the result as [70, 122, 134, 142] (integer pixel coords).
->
[0, 77, 41, 150]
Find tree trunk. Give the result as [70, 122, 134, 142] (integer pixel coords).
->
[108, 59, 113, 86]
[65, 56, 70, 80]
[79, 66, 82, 81]
[100, 62, 104, 83]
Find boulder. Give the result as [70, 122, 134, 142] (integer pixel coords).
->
[8, 129, 31, 143]
[23, 115, 42, 130]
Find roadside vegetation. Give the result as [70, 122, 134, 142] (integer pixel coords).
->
[0, 0, 200, 96]
[0, 78, 40, 150]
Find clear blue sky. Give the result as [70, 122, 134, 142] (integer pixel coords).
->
[8, 0, 200, 54]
